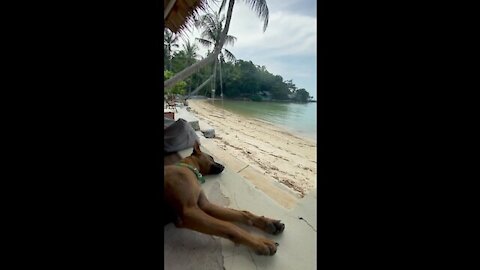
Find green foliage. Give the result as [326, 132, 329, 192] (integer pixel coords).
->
[294, 88, 310, 103]
[195, 11, 237, 62]
[164, 29, 179, 70]
[168, 46, 312, 103]
[164, 70, 186, 97]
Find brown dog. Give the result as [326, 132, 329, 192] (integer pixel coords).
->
[164, 141, 285, 256]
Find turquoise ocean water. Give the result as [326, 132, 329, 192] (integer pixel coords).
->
[210, 100, 317, 141]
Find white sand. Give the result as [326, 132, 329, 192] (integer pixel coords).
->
[188, 99, 317, 196]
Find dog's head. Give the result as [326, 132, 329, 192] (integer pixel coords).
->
[190, 141, 225, 175]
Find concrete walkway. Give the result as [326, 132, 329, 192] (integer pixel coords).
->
[164, 146, 317, 270]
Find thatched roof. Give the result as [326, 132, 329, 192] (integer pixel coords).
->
[164, 0, 210, 33]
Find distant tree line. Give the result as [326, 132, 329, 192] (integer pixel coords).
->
[165, 29, 313, 103]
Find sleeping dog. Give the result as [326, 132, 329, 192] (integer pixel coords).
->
[164, 141, 285, 256]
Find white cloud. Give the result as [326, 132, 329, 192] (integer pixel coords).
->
[173, 0, 317, 94]
[177, 0, 316, 58]
[228, 4, 317, 57]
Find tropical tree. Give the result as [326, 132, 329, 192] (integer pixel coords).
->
[165, 0, 269, 90]
[195, 11, 237, 97]
[164, 29, 179, 70]
[164, 70, 186, 100]
[294, 88, 310, 103]
[183, 40, 197, 62]
[195, 11, 237, 63]
[181, 40, 199, 95]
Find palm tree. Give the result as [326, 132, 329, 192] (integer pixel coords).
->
[182, 40, 199, 95]
[182, 40, 199, 66]
[195, 11, 237, 98]
[165, 0, 269, 90]
[164, 29, 179, 70]
[195, 11, 237, 63]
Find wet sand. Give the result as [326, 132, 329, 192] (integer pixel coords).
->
[188, 99, 316, 197]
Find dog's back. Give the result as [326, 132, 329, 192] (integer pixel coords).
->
[163, 152, 183, 225]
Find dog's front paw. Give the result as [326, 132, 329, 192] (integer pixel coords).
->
[263, 219, 285, 235]
[253, 237, 278, 256]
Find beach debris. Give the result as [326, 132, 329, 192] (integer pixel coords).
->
[303, 167, 315, 172]
[270, 153, 289, 162]
[223, 141, 242, 151]
[237, 165, 249, 173]
[279, 179, 305, 197]
[200, 121, 215, 138]
[201, 128, 215, 138]
[298, 216, 317, 232]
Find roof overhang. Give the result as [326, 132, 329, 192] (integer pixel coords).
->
[164, 0, 208, 33]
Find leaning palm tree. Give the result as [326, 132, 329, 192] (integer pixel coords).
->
[164, 0, 269, 90]
[164, 29, 179, 70]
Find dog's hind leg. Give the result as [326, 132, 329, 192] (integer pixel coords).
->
[177, 206, 278, 256]
[197, 192, 285, 235]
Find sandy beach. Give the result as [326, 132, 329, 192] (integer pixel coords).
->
[188, 99, 317, 197]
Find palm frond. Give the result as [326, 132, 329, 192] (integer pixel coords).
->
[201, 13, 217, 33]
[224, 35, 237, 47]
[223, 48, 236, 62]
[199, 28, 216, 43]
[172, 0, 211, 36]
[242, 0, 269, 32]
[207, 14, 219, 34]
[193, 15, 203, 29]
[196, 38, 214, 48]
[164, 29, 180, 46]
[171, 34, 179, 43]
[184, 41, 199, 59]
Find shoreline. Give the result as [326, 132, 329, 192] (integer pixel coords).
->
[188, 99, 317, 196]
[252, 117, 317, 143]
[208, 99, 317, 143]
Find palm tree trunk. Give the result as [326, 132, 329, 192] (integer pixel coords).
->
[164, 0, 235, 90]
[187, 75, 213, 98]
[219, 57, 223, 98]
[212, 57, 218, 98]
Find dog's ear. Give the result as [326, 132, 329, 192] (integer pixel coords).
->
[193, 140, 202, 155]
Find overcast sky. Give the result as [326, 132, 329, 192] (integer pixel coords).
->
[178, 0, 317, 99]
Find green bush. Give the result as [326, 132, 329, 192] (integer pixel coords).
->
[164, 70, 186, 98]
[251, 95, 262, 102]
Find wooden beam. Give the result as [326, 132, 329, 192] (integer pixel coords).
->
[164, 0, 177, 20]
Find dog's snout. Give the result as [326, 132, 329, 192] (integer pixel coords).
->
[210, 163, 225, 174]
